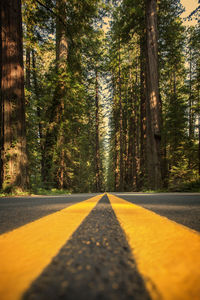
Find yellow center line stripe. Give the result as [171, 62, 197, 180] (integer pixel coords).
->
[107, 193, 200, 300]
[0, 194, 104, 300]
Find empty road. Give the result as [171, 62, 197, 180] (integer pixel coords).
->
[0, 193, 200, 300]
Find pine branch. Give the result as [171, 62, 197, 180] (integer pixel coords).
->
[35, 0, 75, 46]
[35, 0, 66, 28]
[188, 5, 200, 19]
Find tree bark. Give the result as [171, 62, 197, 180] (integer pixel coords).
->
[56, 0, 68, 66]
[43, 0, 68, 188]
[25, 48, 31, 90]
[189, 47, 194, 142]
[118, 40, 124, 191]
[95, 69, 101, 192]
[112, 77, 120, 191]
[140, 34, 147, 188]
[198, 86, 200, 176]
[32, 50, 45, 180]
[56, 0, 68, 189]
[145, 0, 162, 189]
[134, 54, 140, 190]
[0, 0, 29, 190]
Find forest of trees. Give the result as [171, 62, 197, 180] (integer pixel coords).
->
[0, 0, 199, 193]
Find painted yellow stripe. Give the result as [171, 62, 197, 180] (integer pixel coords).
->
[108, 193, 200, 300]
[0, 194, 103, 300]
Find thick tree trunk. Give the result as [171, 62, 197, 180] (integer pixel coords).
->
[25, 14, 32, 91]
[0, 0, 29, 191]
[0, 4, 2, 188]
[145, 0, 162, 189]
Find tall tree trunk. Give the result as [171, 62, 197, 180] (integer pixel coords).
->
[124, 69, 131, 190]
[0, 0, 29, 191]
[25, 48, 31, 90]
[56, 0, 68, 189]
[189, 47, 194, 142]
[118, 40, 124, 191]
[139, 34, 147, 188]
[198, 86, 200, 177]
[114, 128, 120, 191]
[0, 6, 2, 188]
[172, 70, 178, 164]
[56, 0, 68, 66]
[188, 48, 194, 169]
[32, 50, 45, 180]
[112, 77, 120, 191]
[145, 0, 162, 189]
[95, 69, 101, 192]
[43, 0, 68, 188]
[134, 54, 140, 190]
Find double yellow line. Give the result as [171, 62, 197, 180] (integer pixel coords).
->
[0, 194, 103, 300]
[108, 194, 200, 300]
[0, 193, 200, 300]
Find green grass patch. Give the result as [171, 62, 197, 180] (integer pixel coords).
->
[31, 188, 71, 196]
[168, 180, 200, 193]
[0, 189, 31, 197]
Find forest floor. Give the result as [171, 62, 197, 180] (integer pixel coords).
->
[1, 180, 200, 198]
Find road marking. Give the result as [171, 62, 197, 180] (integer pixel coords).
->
[108, 193, 200, 300]
[0, 194, 103, 300]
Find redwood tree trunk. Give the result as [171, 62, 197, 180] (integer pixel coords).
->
[145, 0, 162, 189]
[0, 0, 28, 190]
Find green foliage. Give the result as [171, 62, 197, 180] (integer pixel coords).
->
[106, 0, 200, 191]
[20, 0, 107, 193]
[30, 187, 71, 195]
[2, 0, 199, 193]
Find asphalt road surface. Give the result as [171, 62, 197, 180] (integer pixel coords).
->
[0, 193, 99, 234]
[112, 192, 200, 232]
[1, 192, 199, 234]
[0, 192, 200, 300]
